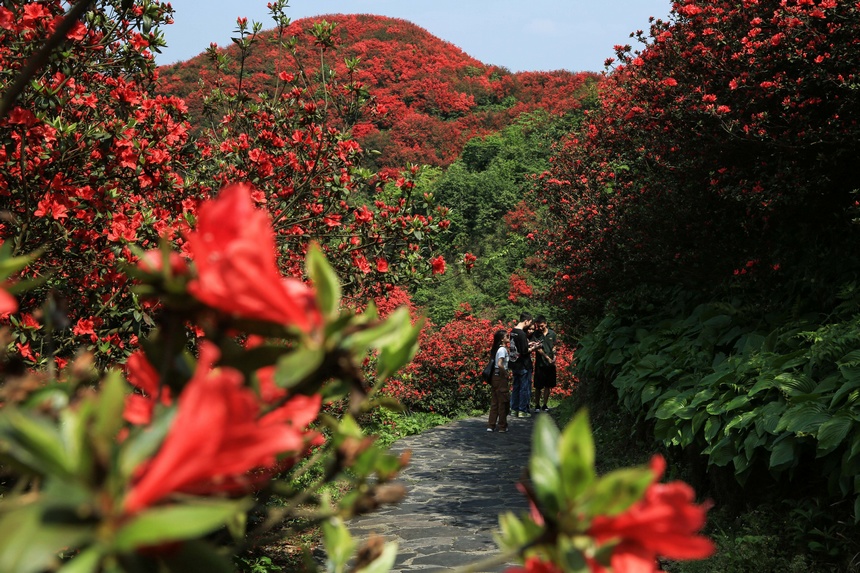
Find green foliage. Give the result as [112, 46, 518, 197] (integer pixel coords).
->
[574, 284, 860, 564]
[665, 516, 812, 573]
[359, 407, 449, 448]
[413, 110, 578, 325]
[431, 109, 573, 252]
[236, 555, 283, 573]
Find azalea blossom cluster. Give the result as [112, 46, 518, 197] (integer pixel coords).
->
[535, 0, 860, 321]
[157, 11, 599, 171]
[0, 0, 452, 369]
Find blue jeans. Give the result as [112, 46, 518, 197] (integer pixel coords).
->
[510, 368, 531, 413]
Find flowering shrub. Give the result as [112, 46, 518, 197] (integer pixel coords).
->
[379, 303, 497, 415]
[0, 184, 421, 572]
[0, 0, 450, 368]
[0, 0, 202, 364]
[0, 186, 712, 573]
[536, 0, 860, 322]
[157, 13, 600, 170]
[0, 3, 716, 572]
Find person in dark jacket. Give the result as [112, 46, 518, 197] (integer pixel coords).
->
[532, 315, 558, 411]
[508, 312, 534, 417]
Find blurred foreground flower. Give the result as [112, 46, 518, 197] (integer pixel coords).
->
[124, 342, 322, 513]
[186, 182, 322, 332]
[0, 286, 15, 315]
[587, 456, 714, 572]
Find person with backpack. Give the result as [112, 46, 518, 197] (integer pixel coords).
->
[486, 329, 511, 432]
[508, 312, 534, 417]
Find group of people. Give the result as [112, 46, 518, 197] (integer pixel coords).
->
[486, 312, 558, 433]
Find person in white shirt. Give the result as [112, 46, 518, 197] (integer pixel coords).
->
[487, 329, 511, 432]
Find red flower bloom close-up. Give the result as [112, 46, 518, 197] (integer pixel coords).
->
[123, 342, 323, 513]
[185, 183, 322, 333]
[430, 255, 446, 275]
[587, 456, 715, 573]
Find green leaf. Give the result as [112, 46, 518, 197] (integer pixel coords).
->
[559, 410, 596, 500]
[558, 535, 589, 572]
[769, 435, 796, 471]
[723, 394, 750, 412]
[0, 408, 74, 477]
[756, 401, 785, 435]
[376, 312, 422, 382]
[342, 307, 414, 355]
[816, 412, 855, 457]
[704, 436, 735, 467]
[583, 465, 653, 518]
[530, 456, 561, 514]
[307, 244, 341, 319]
[640, 383, 662, 405]
[57, 546, 103, 573]
[776, 372, 816, 396]
[777, 403, 830, 434]
[831, 374, 860, 408]
[0, 248, 40, 280]
[322, 518, 355, 573]
[654, 395, 688, 420]
[113, 499, 250, 551]
[532, 414, 561, 468]
[496, 512, 536, 551]
[0, 501, 94, 573]
[94, 371, 127, 443]
[704, 417, 722, 442]
[274, 345, 325, 389]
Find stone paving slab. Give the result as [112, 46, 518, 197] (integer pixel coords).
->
[348, 412, 544, 572]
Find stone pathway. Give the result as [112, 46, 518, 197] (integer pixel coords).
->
[348, 413, 542, 572]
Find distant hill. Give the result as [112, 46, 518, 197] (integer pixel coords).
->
[156, 14, 599, 169]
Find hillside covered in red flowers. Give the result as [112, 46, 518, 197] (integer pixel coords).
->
[156, 13, 599, 169]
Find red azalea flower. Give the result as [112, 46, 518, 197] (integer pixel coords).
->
[185, 183, 322, 333]
[463, 252, 477, 271]
[430, 255, 446, 275]
[506, 557, 562, 573]
[123, 342, 322, 513]
[587, 456, 715, 573]
[123, 351, 172, 425]
[0, 286, 16, 316]
[15, 341, 36, 361]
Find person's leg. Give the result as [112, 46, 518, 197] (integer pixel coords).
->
[523, 370, 533, 412]
[488, 376, 500, 429]
[499, 380, 510, 431]
[533, 367, 544, 410]
[510, 369, 521, 414]
[542, 364, 557, 409]
[514, 369, 530, 415]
